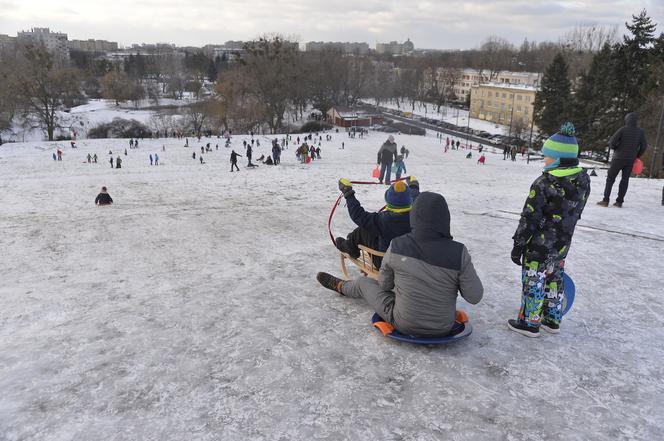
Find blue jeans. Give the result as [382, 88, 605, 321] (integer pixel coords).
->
[379, 163, 392, 183]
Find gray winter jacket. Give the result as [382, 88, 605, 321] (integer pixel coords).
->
[609, 113, 648, 162]
[377, 141, 398, 165]
[378, 192, 484, 337]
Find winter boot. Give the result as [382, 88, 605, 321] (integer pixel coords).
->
[335, 237, 360, 259]
[507, 319, 540, 338]
[596, 200, 609, 207]
[540, 321, 560, 334]
[316, 272, 345, 295]
[613, 201, 623, 208]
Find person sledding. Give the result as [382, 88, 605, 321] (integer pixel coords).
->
[334, 177, 420, 268]
[95, 186, 113, 206]
[317, 192, 484, 338]
[508, 122, 590, 337]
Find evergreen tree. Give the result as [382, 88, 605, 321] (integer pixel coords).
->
[573, 43, 623, 158]
[621, 10, 657, 110]
[533, 53, 571, 137]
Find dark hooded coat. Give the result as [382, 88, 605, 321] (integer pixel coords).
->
[378, 192, 484, 336]
[609, 112, 648, 162]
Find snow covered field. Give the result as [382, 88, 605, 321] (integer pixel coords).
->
[1, 131, 663, 440]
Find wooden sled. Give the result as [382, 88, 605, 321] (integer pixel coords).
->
[339, 245, 385, 280]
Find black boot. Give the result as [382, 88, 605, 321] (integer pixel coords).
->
[316, 272, 345, 295]
[507, 319, 540, 338]
[335, 237, 360, 259]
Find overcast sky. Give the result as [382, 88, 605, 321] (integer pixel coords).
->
[1, 0, 663, 49]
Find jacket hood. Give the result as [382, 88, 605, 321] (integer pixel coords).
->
[410, 192, 452, 240]
[625, 112, 638, 127]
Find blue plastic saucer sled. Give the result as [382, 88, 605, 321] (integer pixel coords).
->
[562, 272, 575, 316]
[371, 310, 472, 345]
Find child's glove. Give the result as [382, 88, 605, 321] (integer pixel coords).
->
[408, 176, 419, 191]
[510, 245, 523, 266]
[338, 178, 355, 198]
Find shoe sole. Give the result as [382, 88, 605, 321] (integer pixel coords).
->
[507, 322, 541, 338]
[540, 325, 560, 334]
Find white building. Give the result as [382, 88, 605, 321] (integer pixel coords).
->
[305, 41, 369, 55]
[17, 28, 69, 60]
[376, 39, 415, 55]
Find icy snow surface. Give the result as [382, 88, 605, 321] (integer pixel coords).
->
[1, 131, 663, 440]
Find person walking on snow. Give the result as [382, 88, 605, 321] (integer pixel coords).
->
[154, 153, 159, 166]
[87, 153, 92, 163]
[394, 154, 407, 180]
[377, 135, 398, 184]
[149, 154, 153, 166]
[508, 123, 590, 337]
[110, 156, 114, 168]
[597, 112, 648, 208]
[95, 186, 114, 205]
[116, 156, 122, 169]
[317, 191, 483, 338]
[230, 150, 241, 172]
[93, 154, 97, 163]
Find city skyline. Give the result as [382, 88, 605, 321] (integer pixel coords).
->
[1, 0, 663, 50]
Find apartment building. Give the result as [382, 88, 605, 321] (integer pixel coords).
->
[69, 39, 118, 52]
[469, 82, 537, 127]
[454, 69, 540, 101]
[17, 28, 69, 60]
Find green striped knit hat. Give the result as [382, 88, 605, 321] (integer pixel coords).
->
[542, 122, 579, 158]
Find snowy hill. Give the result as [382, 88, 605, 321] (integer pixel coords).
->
[0, 131, 663, 440]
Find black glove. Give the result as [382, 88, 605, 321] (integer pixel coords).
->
[510, 245, 523, 266]
[408, 176, 419, 191]
[338, 178, 355, 198]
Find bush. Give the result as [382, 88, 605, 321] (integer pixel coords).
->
[297, 120, 332, 133]
[88, 118, 152, 139]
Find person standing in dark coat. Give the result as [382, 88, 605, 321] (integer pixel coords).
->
[598, 112, 648, 207]
[246, 145, 253, 166]
[377, 135, 398, 184]
[230, 150, 241, 172]
[95, 186, 113, 205]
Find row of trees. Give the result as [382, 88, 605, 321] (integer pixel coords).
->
[534, 10, 664, 174]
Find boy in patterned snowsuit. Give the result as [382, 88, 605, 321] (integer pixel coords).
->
[508, 123, 590, 337]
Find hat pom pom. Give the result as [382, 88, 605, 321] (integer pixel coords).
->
[560, 122, 575, 136]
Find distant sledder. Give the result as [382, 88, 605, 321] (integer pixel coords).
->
[95, 186, 113, 206]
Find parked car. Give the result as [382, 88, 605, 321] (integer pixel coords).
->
[488, 135, 505, 145]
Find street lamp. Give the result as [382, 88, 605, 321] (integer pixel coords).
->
[507, 91, 517, 138]
[648, 97, 664, 179]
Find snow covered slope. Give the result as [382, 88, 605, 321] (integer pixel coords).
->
[0, 131, 662, 440]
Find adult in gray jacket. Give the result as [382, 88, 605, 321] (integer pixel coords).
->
[377, 135, 398, 184]
[317, 192, 483, 337]
[598, 112, 648, 207]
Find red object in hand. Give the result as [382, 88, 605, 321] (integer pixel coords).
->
[632, 158, 644, 175]
[372, 165, 380, 178]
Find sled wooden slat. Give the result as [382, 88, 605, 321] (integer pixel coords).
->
[339, 245, 386, 280]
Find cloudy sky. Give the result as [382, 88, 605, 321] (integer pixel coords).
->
[1, 0, 662, 49]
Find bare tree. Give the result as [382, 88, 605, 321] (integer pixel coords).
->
[14, 45, 80, 141]
[241, 35, 300, 132]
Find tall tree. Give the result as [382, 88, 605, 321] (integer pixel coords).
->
[241, 36, 299, 132]
[14, 45, 80, 141]
[534, 53, 572, 136]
